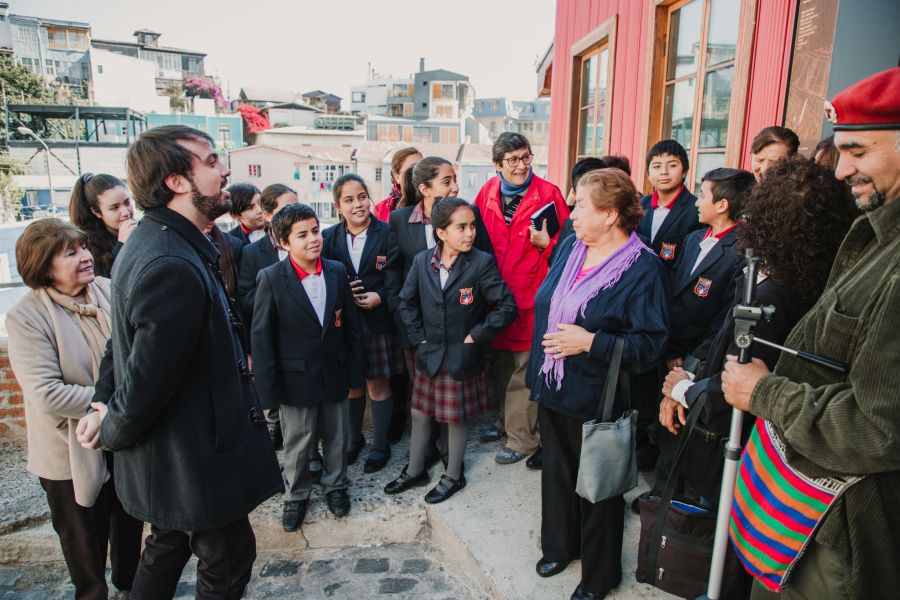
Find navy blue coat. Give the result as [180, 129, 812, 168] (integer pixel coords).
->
[526, 236, 670, 421]
[385, 203, 494, 348]
[637, 187, 703, 271]
[398, 247, 517, 381]
[666, 226, 742, 362]
[228, 224, 252, 246]
[250, 257, 365, 409]
[322, 218, 393, 335]
[237, 233, 279, 333]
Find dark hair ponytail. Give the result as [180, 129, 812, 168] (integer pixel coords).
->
[68, 173, 126, 276]
[397, 156, 452, 208]
[430, 197, 474, 243]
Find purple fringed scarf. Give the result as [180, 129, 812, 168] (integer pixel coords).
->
[540, 232, 651, 390]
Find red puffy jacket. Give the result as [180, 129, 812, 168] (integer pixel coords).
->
[473, 174, 569, 351]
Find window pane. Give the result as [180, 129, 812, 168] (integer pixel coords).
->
[662, 78, 695, 150]
[580, 53, 598, 107]
[694, 152, 726, 192]
[665, 0, 703, 80]
[594, 49, 609, 152]
[706, 0, 739, 67]
[578, 107, 595, 155]
[698, 66, 734, 149]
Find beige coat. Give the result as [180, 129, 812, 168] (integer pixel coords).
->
[6, 278, 112, 507]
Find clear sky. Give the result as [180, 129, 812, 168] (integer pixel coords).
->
[15, 0, 557, 107]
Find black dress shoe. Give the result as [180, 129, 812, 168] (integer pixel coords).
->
[282, 500, 309, 532]
[325, 489, 351, 517]
[535, 557, 570, 578]
[347, 436, 366, 465]
[526, 448, 543, 470]
[570, 585, 606, 599]
[479, 425, 505, 443]
[384, 465, 429, 495]
[424, 474, 466, 504]
[363, 447, 391, 473]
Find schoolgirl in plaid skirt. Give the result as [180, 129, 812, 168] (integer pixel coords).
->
[322, 174, 402, 474]
[385, 198, 517, 504]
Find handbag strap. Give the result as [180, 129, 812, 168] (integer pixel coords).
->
[646, 391, 708, 573]
[596, 336, 625, 423]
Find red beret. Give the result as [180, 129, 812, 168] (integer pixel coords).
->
[825, 67, 900, 131]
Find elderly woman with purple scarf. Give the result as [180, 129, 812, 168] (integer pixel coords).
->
[525, 169, 669, 600]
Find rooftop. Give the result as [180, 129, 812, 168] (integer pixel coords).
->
[91, 37, 206, 57]
[230, 144, 355, 163]
[239, 87, 302, 104]
[9, 14, 90, 29]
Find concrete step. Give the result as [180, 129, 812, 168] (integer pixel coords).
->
[424, 450, 671, 599]
[0, 427, 676, 599]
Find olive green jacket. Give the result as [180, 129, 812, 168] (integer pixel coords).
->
[750, 197, 900, 597]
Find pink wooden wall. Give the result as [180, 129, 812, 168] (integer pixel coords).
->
[546, 0, 798, 186]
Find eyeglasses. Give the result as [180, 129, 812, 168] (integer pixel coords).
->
[501, 152, 533, 167]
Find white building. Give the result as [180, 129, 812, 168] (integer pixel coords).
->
[254, 126, 365, 149]
[228, 145, 355, 222]
[350, 69, 415, 118]
[90, 47, 169, 113]
[262, 102, 323, 128]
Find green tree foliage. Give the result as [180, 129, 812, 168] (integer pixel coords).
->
[0, 153, 24, 223]
[0, 55, 53, 104]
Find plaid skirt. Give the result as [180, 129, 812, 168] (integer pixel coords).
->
[364, 325, 405, 380]
[412, 365, 488, 424]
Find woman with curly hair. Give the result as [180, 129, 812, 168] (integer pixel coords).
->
[659, 156, 859, 505]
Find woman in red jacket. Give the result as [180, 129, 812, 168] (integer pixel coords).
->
[473, 132, 569, 467]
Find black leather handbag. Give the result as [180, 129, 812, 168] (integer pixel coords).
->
[635, 393, 749, 599]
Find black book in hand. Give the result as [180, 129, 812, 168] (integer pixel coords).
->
[530, 203, 560, 238]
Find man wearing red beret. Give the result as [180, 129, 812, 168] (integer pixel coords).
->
[721, 67, 900, 598]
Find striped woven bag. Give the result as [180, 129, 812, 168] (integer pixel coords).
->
[728, 419, 861, 592]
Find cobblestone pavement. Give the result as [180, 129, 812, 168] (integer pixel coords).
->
[0, 543, 488, 599]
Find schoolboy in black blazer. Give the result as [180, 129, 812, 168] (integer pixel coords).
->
[636, 140, 703, 270]
[654, 167, 754, 489]
[251, 204, 364, 530]
[666, 168, 754, 366]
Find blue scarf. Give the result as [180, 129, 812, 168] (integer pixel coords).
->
[498, 169, 534, 197]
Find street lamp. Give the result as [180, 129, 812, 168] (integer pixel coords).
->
[16, 126, 55, 214]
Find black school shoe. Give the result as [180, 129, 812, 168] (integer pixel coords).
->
[526, 448, 543, 470]
[282, 499, 309, 532]
[570, 585, 607, 599]
[424, 473, 466, 504]
[384, 465, 429, 495]
[326, 489, 351, 517]
[536, 557, 571, 578]
[363, 446, 391, 473]
[479, 425, 506, 443]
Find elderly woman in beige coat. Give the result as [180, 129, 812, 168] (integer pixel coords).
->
[6, 219, 142, 600]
